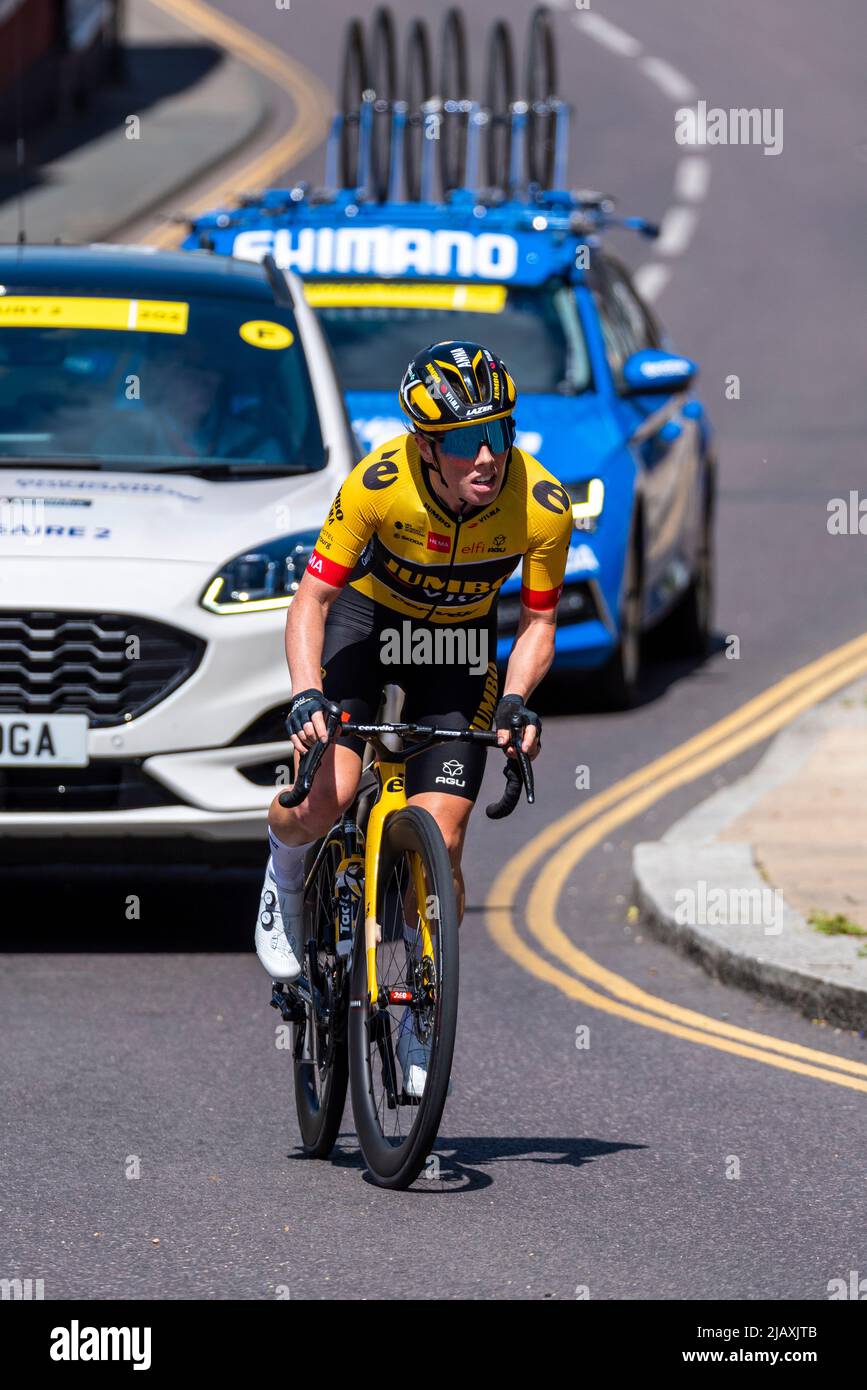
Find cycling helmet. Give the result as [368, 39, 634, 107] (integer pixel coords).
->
[399, 340, 517, 431]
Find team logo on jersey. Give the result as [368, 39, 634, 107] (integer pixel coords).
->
[427, 531, 450, 553]
[532, 479, 571, 515]
[363, 457, 399, 490]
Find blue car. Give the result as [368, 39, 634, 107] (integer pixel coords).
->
[184, 29, 714, 706]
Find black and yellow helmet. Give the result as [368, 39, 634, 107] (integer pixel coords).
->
[399, 340, 518, 432]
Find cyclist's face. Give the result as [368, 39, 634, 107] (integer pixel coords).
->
[417, 436, 509, 508]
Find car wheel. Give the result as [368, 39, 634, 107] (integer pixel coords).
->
[660, 475, 715, 658]
[597, 527, 643, 709]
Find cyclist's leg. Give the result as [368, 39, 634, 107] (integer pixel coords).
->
[402, 631, 499, 923]
[256, 590, 380, 980]
[270, 585, 381, 847]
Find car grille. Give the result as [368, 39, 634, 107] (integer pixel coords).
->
[0, 761, 183, 812]
[0, 611, 205, 727]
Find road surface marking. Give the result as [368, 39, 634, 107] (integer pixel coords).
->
[575, 12, 643, 58]
[142, 0, 331, 249]
[655, 205, 700, 256]
[674, 155, 711, 202]
[486, 632, 867, 1089]
[639, 55, 697, 102]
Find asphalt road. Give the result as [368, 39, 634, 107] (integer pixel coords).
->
[3, 0, 867, 1300]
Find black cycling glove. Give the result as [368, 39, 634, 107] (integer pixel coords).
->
[286, 689, 332, 738]
[494, 693, 542, 749]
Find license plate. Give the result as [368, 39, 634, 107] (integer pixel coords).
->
[0, 714, 89, 767]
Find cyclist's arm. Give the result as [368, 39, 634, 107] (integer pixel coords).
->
[499, 476, 572, 751]
[283, 456, 384, 735]
[499, 607, 558, 754]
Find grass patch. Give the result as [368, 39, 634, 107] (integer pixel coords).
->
[808, 910, 867, 938]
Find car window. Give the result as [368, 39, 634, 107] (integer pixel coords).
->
[309, 278, 592, 395]
[591, 257, 659, 387]
[0, 291, 326, 474]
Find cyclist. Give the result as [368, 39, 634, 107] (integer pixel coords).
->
[255, 340, 572, 1094]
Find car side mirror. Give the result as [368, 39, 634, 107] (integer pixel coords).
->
[622, 349, 698, 395]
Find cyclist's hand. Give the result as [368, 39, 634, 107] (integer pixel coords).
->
[286, 688, 332, 754]
[494, 694, 542, 760]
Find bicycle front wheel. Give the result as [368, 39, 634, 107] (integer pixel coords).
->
[349, 807, 459, 1189]
[293, 837, 349, 1158]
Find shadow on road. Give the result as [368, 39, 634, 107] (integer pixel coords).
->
[0, 859, 259, 951]
[536, 632, 727, 719]
[0, 44, 223, 202]
[296, 1132, 646, 1193]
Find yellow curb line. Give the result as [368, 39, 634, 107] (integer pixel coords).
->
[141, 0, 331, 248]
[486, 633, 867, 1090]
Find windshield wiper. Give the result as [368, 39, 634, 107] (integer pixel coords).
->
[144, 463, 315, 479]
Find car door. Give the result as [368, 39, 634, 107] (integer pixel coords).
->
[591, 254, 701, 623]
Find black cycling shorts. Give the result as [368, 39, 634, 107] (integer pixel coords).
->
[320, 586, 500, 802]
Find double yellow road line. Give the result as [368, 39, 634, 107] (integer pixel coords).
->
[143, 0, 331, 248]
[486, 632, 867, 1091]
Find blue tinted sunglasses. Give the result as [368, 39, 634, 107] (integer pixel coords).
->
[425, 417, 515, 461]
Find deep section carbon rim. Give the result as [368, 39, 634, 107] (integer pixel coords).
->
[349, 808, 459, 1188]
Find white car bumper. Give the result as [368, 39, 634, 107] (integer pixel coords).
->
[0, 558, 293, 841]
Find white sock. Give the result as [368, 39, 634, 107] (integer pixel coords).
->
[268, 827, 305, 893]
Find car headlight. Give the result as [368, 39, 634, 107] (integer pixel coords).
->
[566, 479, 605, 530]
[200, 530, 319, 614]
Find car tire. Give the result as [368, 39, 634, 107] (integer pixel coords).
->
[596, 525, 643, 709]
[659, 466, 715, 659]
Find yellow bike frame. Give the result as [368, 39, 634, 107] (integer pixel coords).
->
[360, 760, 435, 1006]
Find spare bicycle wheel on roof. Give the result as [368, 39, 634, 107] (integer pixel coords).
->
[484, 20, 516, 192]
[525, 5, 558, 188]
[402, 18, 434, 201]
[438, 7, 469, 195]
[368, 6, 397, 201]
[339, 18, 369, 188]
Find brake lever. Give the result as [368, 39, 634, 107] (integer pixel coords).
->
[277, 700, 342, 809]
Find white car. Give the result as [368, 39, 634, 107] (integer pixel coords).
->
[0, 245, 355, 854]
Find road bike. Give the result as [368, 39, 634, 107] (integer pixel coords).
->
[271, 685, 534, 1190]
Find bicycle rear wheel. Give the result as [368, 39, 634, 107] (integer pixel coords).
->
[349, 807, 459, 1189]
[292, 836, 349, 1157]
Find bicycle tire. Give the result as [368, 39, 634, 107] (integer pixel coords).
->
[484, 20, 515, 191]
[349, 807, 459, 1190]
[369, 6, 397, 201]
[339, 18, 369, 189]
[438, 7, 469, 195]
[402, 18, 433, 202]
[292, 837, 349, 1157]
[525, 5, 557, 188]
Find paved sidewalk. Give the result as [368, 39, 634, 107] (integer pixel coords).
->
[0, 0, 266, 245]
[633, 678, 867, 1030]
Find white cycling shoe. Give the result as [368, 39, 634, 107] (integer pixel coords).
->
[396, 1008, 432, 1099]
[254, 859, 304, 983]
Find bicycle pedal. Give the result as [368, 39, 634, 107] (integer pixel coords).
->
[269, 984, 305, 1024]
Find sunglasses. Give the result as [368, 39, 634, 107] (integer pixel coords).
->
[424, 417, 516, 461]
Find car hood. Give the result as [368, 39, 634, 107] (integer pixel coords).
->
[346, 389, 624, 480]
[0, 465, 330, 562]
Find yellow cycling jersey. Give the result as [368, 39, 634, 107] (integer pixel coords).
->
[306, 432, 573, 624]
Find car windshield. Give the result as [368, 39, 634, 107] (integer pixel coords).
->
[307, 279, 591, 394]
[0, 290, 326, 474]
